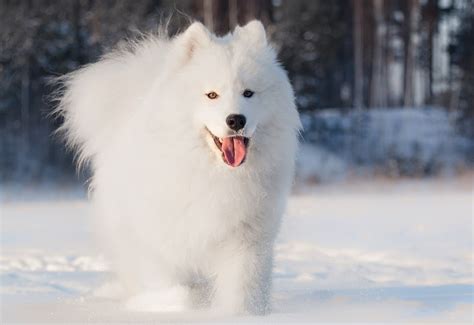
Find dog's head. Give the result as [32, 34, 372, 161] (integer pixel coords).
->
[165, 21, 300, 168]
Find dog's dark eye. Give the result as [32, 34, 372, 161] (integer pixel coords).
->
[206, 91, 219, 100]
[243, 89, 254, 98]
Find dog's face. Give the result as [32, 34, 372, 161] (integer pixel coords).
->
[168, 21, 299, 168]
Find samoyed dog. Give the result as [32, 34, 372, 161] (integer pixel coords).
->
[56, 20, 300, 315]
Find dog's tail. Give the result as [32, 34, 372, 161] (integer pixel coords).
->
[52, 61, 115, 169]
[51, 35, 166, 169]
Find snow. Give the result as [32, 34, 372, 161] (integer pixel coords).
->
[1, 177, 473, 323]
[300, 107, 472, 181]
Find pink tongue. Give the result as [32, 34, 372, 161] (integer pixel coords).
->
[222, 137, 247, 167]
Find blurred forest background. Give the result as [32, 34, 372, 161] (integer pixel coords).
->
[0, 0, 473, 185]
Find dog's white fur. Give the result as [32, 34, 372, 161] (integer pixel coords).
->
[55, 20, 301, 315]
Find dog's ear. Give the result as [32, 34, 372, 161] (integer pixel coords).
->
[176, 22, 211, 62]
[234, 20, 267, 47]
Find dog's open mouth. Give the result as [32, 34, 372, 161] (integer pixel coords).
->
[207, 129, 250, 167]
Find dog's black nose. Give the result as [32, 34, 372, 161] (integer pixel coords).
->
[226, 114, 246, 131]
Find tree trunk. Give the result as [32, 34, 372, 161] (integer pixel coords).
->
[237, 0, 273, 26]
[202, 0, 215, 32]
[403, 0, 420, 107]
[228, 0, 238, 28]
[370, 0, 387, 108]
[383, 0, 392, 106]
[73, 0, 84, 64]
[353, 0, 364, 109]
[425, 0, 438, 104]
[198, 0, 273, 33]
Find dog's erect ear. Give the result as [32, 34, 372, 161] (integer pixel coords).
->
[176, 22, 211, 62]
[234, 20, 267, 47]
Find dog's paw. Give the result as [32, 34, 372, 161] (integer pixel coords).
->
[125, 286, 190, 312]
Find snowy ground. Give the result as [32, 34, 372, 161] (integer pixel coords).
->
[1, 177, 473, 323]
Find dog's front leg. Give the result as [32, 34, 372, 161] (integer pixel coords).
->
[211, 240, 273, 315]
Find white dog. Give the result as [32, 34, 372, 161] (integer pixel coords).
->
[56, 20, 301, 315]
